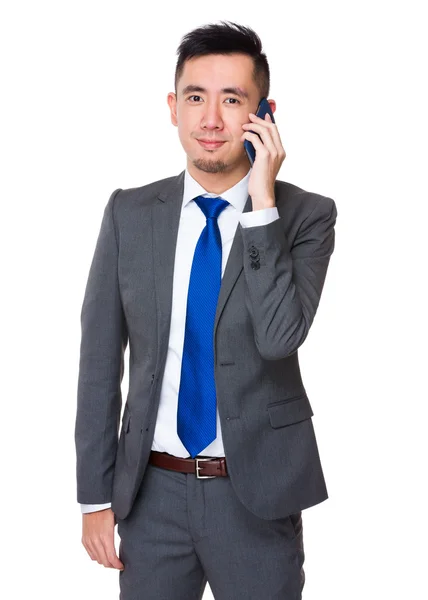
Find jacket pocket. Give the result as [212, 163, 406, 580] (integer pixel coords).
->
[266, 393, 313, 428]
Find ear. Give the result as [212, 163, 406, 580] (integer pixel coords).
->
[167, 92, 178, 127]
[267, 99, 277, 114]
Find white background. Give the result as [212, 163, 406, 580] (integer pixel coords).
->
[1, 1, 427, 598]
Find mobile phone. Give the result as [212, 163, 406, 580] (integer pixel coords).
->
[243, 97, 275, 166]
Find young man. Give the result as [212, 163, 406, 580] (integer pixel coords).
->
[75, 20, 338, 599]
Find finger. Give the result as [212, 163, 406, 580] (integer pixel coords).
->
[264, 113, 286, 156]
[249, 113, 285, 157]
[92, 536, 115, 568]
[82, 537, 97, 562]
[104, 536, 125, 570]
[241, 128, 275, 158]
[241, 130, 265, 152]
[241, 131, 276, 158]
[243, 120, 277, 152]
[249, 112, 275, 125]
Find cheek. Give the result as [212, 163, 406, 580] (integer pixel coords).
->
[229, 129, 245, 148]
[177, 122, 192, 142]
[178, 119, 197, 139]
[228, 119, 246, 141]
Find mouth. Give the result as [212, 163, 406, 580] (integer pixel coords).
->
[197, 139, 226, 150]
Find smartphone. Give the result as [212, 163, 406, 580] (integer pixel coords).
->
[244, 97, 275, 166]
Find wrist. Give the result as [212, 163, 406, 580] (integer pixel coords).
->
[251, 199, 276, 210]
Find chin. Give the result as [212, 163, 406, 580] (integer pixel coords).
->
[192, 158, 228, 174]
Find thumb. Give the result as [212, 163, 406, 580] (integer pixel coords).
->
[107, 546, 125, 570]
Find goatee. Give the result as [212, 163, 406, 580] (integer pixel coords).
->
[192, 158, 228, 174]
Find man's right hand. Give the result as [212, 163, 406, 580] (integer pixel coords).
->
[81, 507, 124, 570]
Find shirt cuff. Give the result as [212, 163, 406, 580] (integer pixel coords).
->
[81, 502, 112, 514]
[239, 206, 280, 228]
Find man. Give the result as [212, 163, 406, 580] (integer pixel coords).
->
[75, 20, 338, 600]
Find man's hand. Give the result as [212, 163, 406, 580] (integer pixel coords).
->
[241, 111, 286, 210]
[81, 508, 124, 570]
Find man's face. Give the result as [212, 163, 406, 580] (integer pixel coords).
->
[168, 53, 263, 175]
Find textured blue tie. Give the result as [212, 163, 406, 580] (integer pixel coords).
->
[177, 195, 230, 458]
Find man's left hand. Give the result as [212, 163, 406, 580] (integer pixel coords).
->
[241, 112, 286, 210]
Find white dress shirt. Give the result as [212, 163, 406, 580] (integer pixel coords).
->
[81, 167, 280, 513]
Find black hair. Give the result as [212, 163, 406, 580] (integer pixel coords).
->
[174, 20, 270, 100]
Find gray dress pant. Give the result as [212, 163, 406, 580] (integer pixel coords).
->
[116, 457, 305, 599]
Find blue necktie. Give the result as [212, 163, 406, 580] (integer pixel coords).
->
[177, 195, 230, 458]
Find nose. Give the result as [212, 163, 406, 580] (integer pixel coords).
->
[200, 101, 224, 130]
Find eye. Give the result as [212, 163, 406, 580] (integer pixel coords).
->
[186, 96, 241, 104]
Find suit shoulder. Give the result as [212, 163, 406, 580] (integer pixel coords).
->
[113, 174, 179, 208]
[275, 179, 337, 217]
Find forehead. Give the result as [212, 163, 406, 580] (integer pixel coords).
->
[178, 53, 256, 92]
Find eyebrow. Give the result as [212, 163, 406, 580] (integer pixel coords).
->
[181, 85, 249, 100]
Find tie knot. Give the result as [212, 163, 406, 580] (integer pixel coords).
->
[194, 195, 229, 220]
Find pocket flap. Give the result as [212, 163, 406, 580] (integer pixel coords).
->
[267, 394, 313, 428]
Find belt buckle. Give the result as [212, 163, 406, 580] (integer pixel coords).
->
[195, 457, 216, 479]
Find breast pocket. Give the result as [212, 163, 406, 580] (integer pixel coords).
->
[266, 393, 314, 428]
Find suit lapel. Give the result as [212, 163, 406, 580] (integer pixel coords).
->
[215, 193, 252, 332]
[152, 170, 253, 352]
[152, 172, 185, 354]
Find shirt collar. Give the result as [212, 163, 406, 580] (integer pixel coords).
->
[182, 167, 251, 212]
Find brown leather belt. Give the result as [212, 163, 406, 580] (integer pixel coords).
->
[149, 450, 228, 479]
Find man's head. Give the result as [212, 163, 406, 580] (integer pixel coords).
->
[167, 21, 276, 191]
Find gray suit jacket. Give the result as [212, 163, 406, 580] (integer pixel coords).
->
[75, 169, 337, 521]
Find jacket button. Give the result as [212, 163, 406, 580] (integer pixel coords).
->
[249, 247, 259, 258]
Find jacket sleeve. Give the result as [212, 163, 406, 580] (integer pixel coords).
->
[240, 196, 337, 360]
[75, 188, 128, 504]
